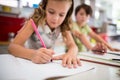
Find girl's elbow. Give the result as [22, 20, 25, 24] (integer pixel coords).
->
[8, 43, 15, 54]
[8, 43, 12, 54]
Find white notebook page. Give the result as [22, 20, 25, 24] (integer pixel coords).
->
[0, 54, 95, 80]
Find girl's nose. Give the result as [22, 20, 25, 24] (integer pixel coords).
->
[53, 14, 59, 21]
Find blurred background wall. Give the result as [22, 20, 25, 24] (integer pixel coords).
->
[0, 0, 120, 42]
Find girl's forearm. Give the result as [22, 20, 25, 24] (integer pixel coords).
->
[8, 43, 35, 60]
[63, 31, 78, 54]
[78, 34, 93, 50]
[67, 44, 78, 54]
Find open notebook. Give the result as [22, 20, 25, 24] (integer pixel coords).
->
[78, 51, 120, 67]
[0, 54, 94, 80]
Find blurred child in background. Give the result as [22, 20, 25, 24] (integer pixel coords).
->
[71, 4, 120, 54]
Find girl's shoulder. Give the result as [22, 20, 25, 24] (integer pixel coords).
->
[83, 24, 92, 33]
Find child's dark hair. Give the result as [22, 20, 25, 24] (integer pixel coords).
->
[31, 0, 74, 32]
[75, 4, 92, 16]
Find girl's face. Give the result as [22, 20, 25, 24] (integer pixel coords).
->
[46, 0, 71, 30]
[76, 8, 89, 24]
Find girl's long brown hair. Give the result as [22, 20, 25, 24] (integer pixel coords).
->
[31, 0, 74, 32]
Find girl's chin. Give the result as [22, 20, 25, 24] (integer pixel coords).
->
[49, 25, 58, 29]
[49, 26, 56, 29]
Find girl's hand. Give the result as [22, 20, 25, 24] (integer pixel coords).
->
[92, 43, 107, 55]
[52, 53, 81, 68]
[112, 48, 120, 52]
[109, 47, 120, 52]
[31, 48, 54, 64]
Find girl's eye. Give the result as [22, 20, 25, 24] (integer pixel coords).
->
[59, 14, 64, 17]
[49, 11, 54, 14]
[80, 13, 84, 16]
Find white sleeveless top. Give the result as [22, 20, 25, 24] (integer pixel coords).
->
[26, 25, 61, 49]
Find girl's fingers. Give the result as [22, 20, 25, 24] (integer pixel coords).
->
[41, 56, 51, 63]
[100, 43, 107, 53]
[92, 43, 107, 55]
[32, 49, 54, 64]
[72, 58, 78, 68]
[37, 48, 54, 62]
[42, 49, 54, 56]
[52, 55, 63, 60]
[66, 58, 81, 68]
[77, 58, 81, 66]
[67, 58, 72, 68]
[36, 50, 52, 60]
[41, 53, 52, 62]
[52, 53, 81, 68]
[31, 55, 47, 64]
[62, 57, 67, 67]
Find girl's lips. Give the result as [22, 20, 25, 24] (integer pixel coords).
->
[51, 22, 56, 24]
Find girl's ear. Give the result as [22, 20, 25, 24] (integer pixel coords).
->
[87, 15, 91, 23]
